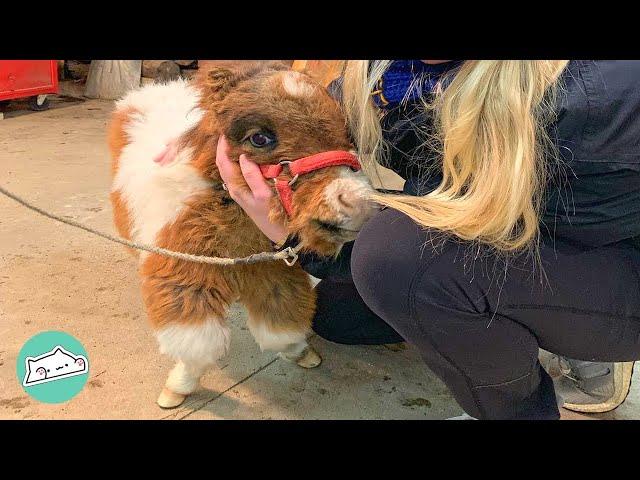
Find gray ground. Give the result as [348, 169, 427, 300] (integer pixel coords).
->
[1, 95, 638, 420]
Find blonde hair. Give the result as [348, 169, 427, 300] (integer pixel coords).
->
[342, 60, 569, 252]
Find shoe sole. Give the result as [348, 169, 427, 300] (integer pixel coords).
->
[563, 361, 635, 413]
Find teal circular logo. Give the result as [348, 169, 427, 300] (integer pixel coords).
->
[16, 331, 90, 404]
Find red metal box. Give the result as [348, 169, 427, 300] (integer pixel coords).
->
[0, 60, 59, 102]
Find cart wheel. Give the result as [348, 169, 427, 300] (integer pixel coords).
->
[28, 95, 50, 111]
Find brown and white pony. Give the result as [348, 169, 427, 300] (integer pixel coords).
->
[109, 61, 375, 409]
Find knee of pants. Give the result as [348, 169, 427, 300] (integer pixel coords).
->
[351, 209, 485, 333]
[312, 278, 405, 345]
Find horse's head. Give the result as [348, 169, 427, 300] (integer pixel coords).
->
[197, 62, 376, 256]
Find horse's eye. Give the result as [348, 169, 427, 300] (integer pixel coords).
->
[249, 132, 276, 148]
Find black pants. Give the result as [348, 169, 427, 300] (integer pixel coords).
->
[312, 209, 640, 420]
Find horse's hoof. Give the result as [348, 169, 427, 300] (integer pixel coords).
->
[296, 347, 322, 369]
[157, 387, 186, 409]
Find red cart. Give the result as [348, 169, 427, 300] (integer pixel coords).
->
[0, 60, 59, 112]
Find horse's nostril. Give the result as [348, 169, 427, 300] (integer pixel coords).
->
[337, 193, 354, 210]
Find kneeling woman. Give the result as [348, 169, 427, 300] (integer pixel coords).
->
[217, 60, 640, 420]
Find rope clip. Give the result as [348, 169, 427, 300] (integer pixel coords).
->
[281, 246, 299, 266]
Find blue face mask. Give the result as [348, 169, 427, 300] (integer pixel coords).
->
[371, 60, 463, 108]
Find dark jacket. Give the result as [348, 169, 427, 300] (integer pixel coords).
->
[299, 60, 640, 280]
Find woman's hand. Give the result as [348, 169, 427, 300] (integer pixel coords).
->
[215, 135, 288, 245]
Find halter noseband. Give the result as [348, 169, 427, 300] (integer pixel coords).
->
[259, 151, 361, 216]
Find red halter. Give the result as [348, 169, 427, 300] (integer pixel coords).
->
[259, 151, 361, 216]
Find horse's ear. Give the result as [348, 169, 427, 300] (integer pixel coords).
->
[201, 61, 288, 103]
[204, 67, 240, 101]
[263, 60, 291, 71]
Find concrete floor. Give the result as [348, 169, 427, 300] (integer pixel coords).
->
[1, 95, 639, 420]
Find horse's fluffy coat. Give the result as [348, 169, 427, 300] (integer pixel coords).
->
[109, 62, 373, 408]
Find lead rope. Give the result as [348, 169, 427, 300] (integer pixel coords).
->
[0, 185, 302, 267]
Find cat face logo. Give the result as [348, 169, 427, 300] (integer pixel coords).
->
[22, 345, 89, 387]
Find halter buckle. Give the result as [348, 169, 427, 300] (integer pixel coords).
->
[277, 160, 299, 186]
[282, 246, 299, 266]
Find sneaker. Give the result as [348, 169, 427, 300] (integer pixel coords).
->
[540, 351, 635, 413]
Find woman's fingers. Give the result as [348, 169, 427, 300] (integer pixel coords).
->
[239, 155, 273, 202]
[213, 137, 286, 243]
[215, 135, 235, 179]
[215, 136, 249, 201]
[216, 136, 273, 205]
